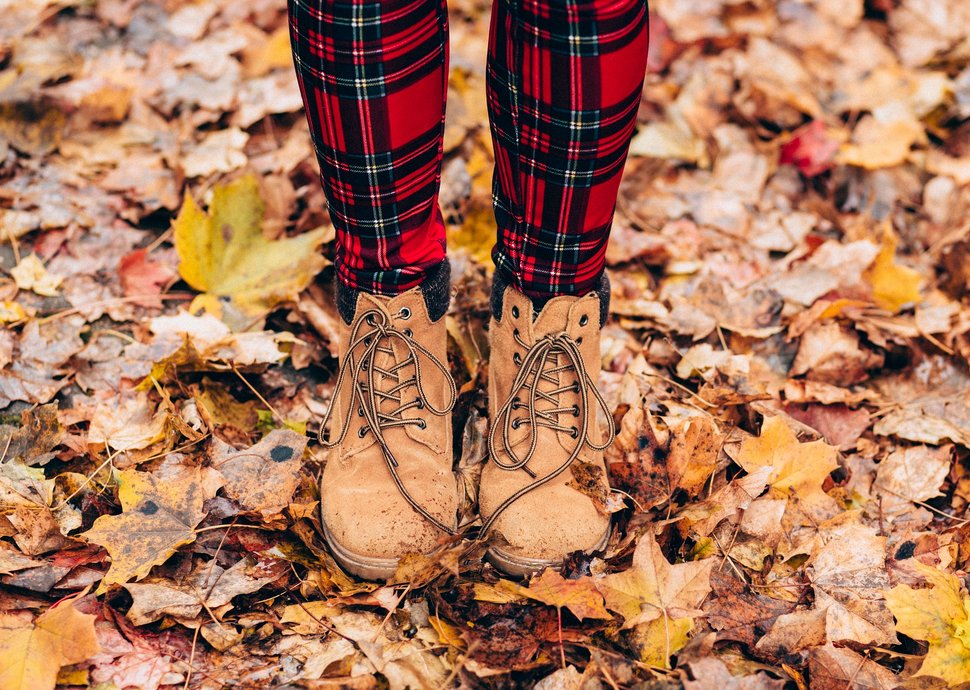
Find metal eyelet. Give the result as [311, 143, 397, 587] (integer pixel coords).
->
[357, 407, 364, 416]
[569, 426, 579, 438]
[513, 352, 522, 364]
[513, 328, 519, 337]
[358, 427, 368, 438]
[399, 307, 411, 320]
[579, 314, 589, 326]
[365, 314, 376, 325]
[364, 336, 372, 345]
[577, 336, 584, 344]
[416, 400, 424, 409]
[418, 420, 427, 429]
[572, 405, 580, 417]
[403, 328, 413, 337]
[511, 418, 522, 429]
[511, 306, 520, 318]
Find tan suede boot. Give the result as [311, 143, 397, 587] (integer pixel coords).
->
[479, 281, 615, 576]
[318, 283, 459, 580]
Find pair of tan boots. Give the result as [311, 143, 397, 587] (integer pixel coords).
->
[317, 278, 614, 580]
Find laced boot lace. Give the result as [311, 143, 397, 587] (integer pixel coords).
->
[482, 329, 615, 533]
[318, 307, 457, 534]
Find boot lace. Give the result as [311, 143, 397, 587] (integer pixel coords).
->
[482, 329, 615, 533]
[318, 307, 457, 534]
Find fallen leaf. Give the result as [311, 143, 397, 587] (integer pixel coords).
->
[87, 392, 166, 452]
[173, 174, 329, 319]
[865, 228, 923, 313]
[83, 467, 213, 592]
[10, 254, 62, 296]
[0, 595, 99, 690]
[596, 533, 713, 630]
[124, 557, 279, 625]
[734, 416, 839, 522]
[209, 429, 306, 516]
[885, 562, 970, 686]
[118, 248, 177, 307]
[808, 644, 899, 690]
[522, 570, 611, 621]
[779, 120, 840, 177]
[809, 522, 897, 645]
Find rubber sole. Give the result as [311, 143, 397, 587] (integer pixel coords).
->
[486, 524, 612, 577]
[320, 514, 400, 581]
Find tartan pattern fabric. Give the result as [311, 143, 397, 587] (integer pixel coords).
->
[289, 0, 649, 298]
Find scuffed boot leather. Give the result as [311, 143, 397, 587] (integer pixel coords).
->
[480, 283, 615, 576]
[318, 285, 459, 580]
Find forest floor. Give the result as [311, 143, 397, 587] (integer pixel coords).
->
[2, 0, 970, 688]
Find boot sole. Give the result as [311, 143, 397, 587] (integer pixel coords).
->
[486, 524, 611, 578]
[320, 515, 400, 581]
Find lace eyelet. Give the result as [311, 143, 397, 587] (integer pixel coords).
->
[366, 314, 376, 325]
[358, 427, 368, 438]
[569, 426, 579, 438]
[399, 307, 411, 320]
[418, 420, 427, 429]
[416, 400, 424, 409]
[572, 405, 580, 417]
[579, 314, 589, 326]
[511, 418, 522, 429]
[513, 328, 519, 337]
[364, 336, 372, 345]
[511, 306, 520, 319]
[576, 336, 584, 344]
[571, 383, 580, 393]
[403, 328, 413, 337]
[357, 407, 364, 416]
[513, 352, 522, 365]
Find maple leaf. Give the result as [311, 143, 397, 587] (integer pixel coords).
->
[173, 174, 329, 321]
[83, 467, 214, 593]
[210, 429, 307, 517]
[865, 227, 922, 313]
[520, 570, 611, 621]
[596, 534, 713, 667]
[734, 415, 838, 522]
[885, 562, 970, 686]
[0, 595, 99, 690]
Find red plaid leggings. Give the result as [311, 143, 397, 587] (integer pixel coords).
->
[288, 0, 649, 299]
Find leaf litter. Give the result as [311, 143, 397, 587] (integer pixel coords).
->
[1, 0, 970, 688]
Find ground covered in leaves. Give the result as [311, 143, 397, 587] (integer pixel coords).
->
[1, 0, 970, 688]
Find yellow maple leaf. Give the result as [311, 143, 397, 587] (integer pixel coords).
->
[0, 595, 99, 690]
[596, 533, 713, 667]
[886, 562, 970, 686]
[865, 227, 922, 313]
[173, 174, 329, 320]
[735, 415, 838, 520]
[83, 467, 211, 593]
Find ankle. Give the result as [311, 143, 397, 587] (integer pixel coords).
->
[489, 270, 611, 327]
[336, 259, 452, 324]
